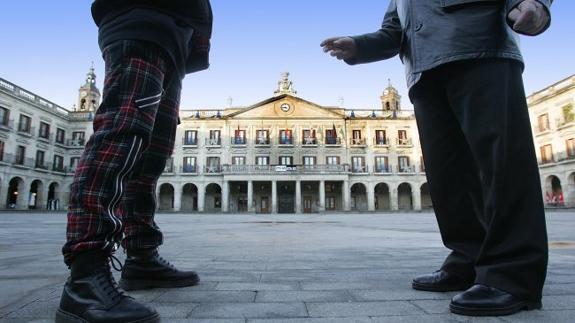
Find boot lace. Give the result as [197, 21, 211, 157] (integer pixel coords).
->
[95, 255, 127, 303]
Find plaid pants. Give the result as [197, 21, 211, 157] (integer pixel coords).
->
[63, 40, 181, 265]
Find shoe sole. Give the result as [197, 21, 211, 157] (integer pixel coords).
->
[119, 276, 200, 291]
[55, 308, 160, 323]
[412, 281, 472, 292]
[449, 300, 542, 316]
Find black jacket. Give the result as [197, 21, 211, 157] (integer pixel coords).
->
[347, 0, 552, 87]
[92, 0, 213, 75]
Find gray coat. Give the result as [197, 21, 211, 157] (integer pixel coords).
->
[347, 0, 552, 87]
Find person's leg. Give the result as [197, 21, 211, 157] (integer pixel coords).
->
[410, 69, 487, 287]
[57, 40, 169, 323]
[443, 59, 548, 303]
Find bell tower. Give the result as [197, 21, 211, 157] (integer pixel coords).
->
[380, 79, 401, 111]
[77, 64, 101, 111]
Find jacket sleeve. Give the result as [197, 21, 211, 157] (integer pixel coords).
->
[344, 0, 402, 65]
[506, 0, 552, 36]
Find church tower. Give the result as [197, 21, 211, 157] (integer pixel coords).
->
[77, 64, 101, 111]
[380, 79, 401, 111]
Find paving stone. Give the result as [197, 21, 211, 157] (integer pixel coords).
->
[255, 290, 355, 303]
[248, 318, 372, 323]
[306, 301, 423, 317]
[189, 303, 308, 319]
[155, 291, 256, 303]
[216, 283, 299, 291]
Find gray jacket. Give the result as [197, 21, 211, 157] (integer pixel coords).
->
[347, 0, 552, 87]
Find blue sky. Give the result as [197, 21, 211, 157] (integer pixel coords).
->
[0, 1, 573, 111]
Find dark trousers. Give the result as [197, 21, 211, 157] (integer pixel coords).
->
[409, 59, 548, 301]
[63, 40, 182, 266]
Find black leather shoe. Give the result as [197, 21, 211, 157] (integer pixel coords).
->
[119, 248, 199, 291]
[412, 270, 474, 292]
[450, 284, 542, 316]
[55, 251, 159, 323]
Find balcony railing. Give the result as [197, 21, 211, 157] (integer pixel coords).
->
[557, 117, 575, 129]
[231, 137, 247, 146]
[205, 165, 222, 174]
[374, 138, 389, 147]
[255, 137, 271, 146]
[324, 137, 342, 146]
[222, 164, 349, 175]
[373, 165, 393, 174]
[351, 165, 368, 173]
[397, 138, 413, 146]
[17, 125, 34, 136]
[67, 139, 85, 147]
[302, 137, 318, 146]
[540, 152, 575, 165]
[205, 138, 221, 146]
[182, 138, 198, 146]
[397, 165, 417, 173]
[0, 119, 14, 131]
[350, 138, 367, 146]
[37, 132, 53, 142]
[181, 165, 198, 174]
[278, 138, 295, 146]
[35, 162, 49, 170]
[52, 164, 66, 173]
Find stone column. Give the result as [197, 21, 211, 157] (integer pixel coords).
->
[367, 182, 375, 211]
[343, 180, 351, 212]
[198, 183, 206, 212]
[319, 180, 325, 212]
[173, 184, 182, 212]
[222, 180, 229, 213]
[295, 180, 302, 214]
[247, 180, 255, 213]
[412, 185, 422, 211]
[0, 184, 7, 209]
[390, 187, 399, 211]
[271, 180, 277, 214]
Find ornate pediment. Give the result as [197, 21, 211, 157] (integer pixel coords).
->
[227, 95, 344, 120]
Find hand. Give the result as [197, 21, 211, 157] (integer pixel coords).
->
[320, 37, 357, 60]
[507, 0, 550, 35]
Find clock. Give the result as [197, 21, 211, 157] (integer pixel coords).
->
[280, 103, 291, 112]
[81, 91, 87, 97]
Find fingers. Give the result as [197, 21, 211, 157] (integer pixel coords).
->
[508, 0, 549, 35]
[320, 37, 340, 48]
[507, 8, 521, 23]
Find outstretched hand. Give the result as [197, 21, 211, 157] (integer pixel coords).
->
[507, 0, 550, 35]
[320, 37, 357, 60]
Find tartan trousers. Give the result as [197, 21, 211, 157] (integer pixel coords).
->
[63, 40, 181, 266]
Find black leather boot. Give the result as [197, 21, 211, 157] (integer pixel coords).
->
[119, 248, 199, 291]
[55, 250, 159, 323]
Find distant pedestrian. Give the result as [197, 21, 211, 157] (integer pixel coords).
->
[322, 0, 552, 317]
[56, 1, 212, 322]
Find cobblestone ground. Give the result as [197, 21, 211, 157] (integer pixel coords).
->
[0, 211, 574, 323]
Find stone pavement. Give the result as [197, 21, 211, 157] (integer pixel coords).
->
[0, 211, 574, 323]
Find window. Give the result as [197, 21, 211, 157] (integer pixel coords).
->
[303, 156, 316, 167]
[256, 130, 269, 144]
[420, 156, 426, 172]
[0, 141, 3, 161]
[375, 156, 389, 173]
[375, 130, 387, 145]
[0, 107, 9, 126]
[15, 146, 25, 165]
[567, 139, 575, 158]
[351, 156, 365, 173]
[70, 157, 80, 170]
[184, 130, 197, 145]
[208, 130, 221, 145]
[398, 130, 410, 145]
[537, 114, 550, 132]
[302, 129, 317, 145]
[56, 128, 65, 144]
[352, 130, 363, 145]
[53, 155, 64, 171]
[398, 156, 411, 172]
[35, 150, 45, 168]
[183, 156, 196, 172]
[164, 157, 174, 173]
[232, 156, 246, 165]
[233, 129, 246, 145]
[206, 157, 220, 173]
[256, 156, 269, 166]
[326, 156, 340, 165]
[279, 129, 293, 145]
[540, 144, 553, 164]
[325, 128, 337, 144]
[279, 156, 293, 165]
[563, 104, 574, 124]
[39, 122, 50, 139]
[72, 131, 85, 146]
[326, 197, 336, 211]
[18, 114, 31, 133]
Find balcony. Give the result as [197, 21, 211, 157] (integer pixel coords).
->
[556, 117, 575, 130]
[182, 138, 198, 146]
[373, 165, 393, 174]
[35, 162, 49, 171]
[302, 137, 318, 146]
[396, 138, 413, 147]
[254, 137, 271, 146]
[222, 164, 349, 175]
[17, 125, 34, 138]
[374, 138, 389, 147]
[67, 138, 85, 147]
[534, 124, 551, 135]
[52, 164, 66, 173]
[205, 165, 222, 174]
[397, 165, 417, 174]
[324, 137, 342, 146]
[205, 138, 222, 147]
[351, 165, 368, 174]
[0, 119, 14, 132]
[231, 137, 247, 147]
[4, 154, 35, 168]
[350, 138, 367, 147]
[37, 132, 53, 143]
[278, 138, 295, 147]
[181, 165, 198, 174]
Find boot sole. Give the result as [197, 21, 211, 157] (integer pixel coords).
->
[120, 276, 200, 291]
[412, 281, 472, 292]
[449, 300, 542, 316]
[55, 308, 160, 323]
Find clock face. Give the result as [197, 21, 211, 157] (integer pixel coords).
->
[280, 103, 291, 112]
[81, 91, 87, 97]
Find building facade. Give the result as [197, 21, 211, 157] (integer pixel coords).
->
[0, 71, 433, 213]
[528, 74, 575, 207]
